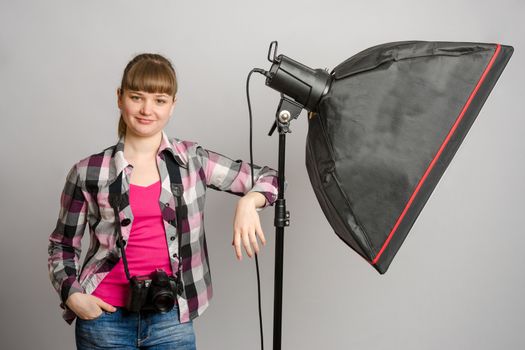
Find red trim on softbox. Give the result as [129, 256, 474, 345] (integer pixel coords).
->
[372, 44, 502, 265]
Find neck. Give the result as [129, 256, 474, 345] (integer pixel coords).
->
[123, 131, 162, 158]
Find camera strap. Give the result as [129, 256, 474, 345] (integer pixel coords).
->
[108, 151, 185, 288]
[163, 151, 184, 289]
[108, 172, 132, 281]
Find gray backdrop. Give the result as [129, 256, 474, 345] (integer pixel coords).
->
[1, 0, 524, 349]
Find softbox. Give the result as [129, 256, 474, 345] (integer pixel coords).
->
[305, 41, 513, 274]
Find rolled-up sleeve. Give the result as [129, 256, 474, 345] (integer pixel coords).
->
[197, 146, 279, 209]
[48, 164, 87, 306]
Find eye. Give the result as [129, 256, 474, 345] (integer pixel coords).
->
[130, 95, 141, 101]
[156, 99, 167, 105]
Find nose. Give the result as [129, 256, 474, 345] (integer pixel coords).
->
[140, 99, 153, 115]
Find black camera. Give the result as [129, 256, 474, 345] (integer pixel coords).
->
[126, 269, 181, 313]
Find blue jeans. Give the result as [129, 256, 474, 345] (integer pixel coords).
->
[75, 305, 196, 349]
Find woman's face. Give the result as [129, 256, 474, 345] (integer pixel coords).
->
[117, 89, 176, 138]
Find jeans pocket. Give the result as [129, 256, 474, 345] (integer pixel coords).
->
[75, 310, 123, 349]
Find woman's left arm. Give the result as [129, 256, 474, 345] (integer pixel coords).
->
[197, 147, 279, 260]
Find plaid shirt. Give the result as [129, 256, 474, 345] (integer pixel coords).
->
[48, 131, 278, 324]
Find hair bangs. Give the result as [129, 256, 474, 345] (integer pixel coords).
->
[123, 59, 177, 97]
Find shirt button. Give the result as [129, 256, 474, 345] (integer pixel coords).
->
[121, 218, 131, 226]
[172, 253, 178, 258]
[165, 203, 170, 207]
[170, 236, 176, 241]
[117, 238, 126, 248]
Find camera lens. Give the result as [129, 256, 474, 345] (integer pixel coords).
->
[152, 290, 175, 312]
[150, 269, 175, 312]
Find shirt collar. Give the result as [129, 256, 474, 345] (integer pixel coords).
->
[111, 131, 188, 176]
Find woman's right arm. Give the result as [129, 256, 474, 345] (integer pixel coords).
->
[48, 164, 117, 319]
[48, 164, 87, 305]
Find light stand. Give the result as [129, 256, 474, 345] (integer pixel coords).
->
[268, 96, 303, 350]
[262, 41, 331, 349]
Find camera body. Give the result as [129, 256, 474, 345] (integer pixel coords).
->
[126, 269, 181, 313]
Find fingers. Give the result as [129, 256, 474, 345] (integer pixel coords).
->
[255, 221, 266, 246]
[233, 200, 267, 261]
[233, 230, 243, 261]
[232, 225, 265, 261]
[68, 294, 102, 320]
[93, 296, 117, 312]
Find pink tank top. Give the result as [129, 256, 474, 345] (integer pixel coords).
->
[92, 180, 174, 307]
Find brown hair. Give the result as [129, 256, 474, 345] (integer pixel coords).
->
[118, 53, 178, 138]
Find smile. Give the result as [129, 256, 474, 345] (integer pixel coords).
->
[136, 118, 154, 124]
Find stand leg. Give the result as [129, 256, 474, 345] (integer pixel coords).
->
[273, 132, 288, 350]
[273, 225, 284, 350]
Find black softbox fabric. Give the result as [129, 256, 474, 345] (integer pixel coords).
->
[305, 41, 513, 274]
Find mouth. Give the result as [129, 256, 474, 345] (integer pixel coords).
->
[136, 117, 154, 125]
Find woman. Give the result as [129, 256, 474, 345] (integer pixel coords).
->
[48, 53, 278, 349]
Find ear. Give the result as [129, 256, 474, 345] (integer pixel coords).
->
[169, 96, 177, 115]
[117, 88, 123, 109]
